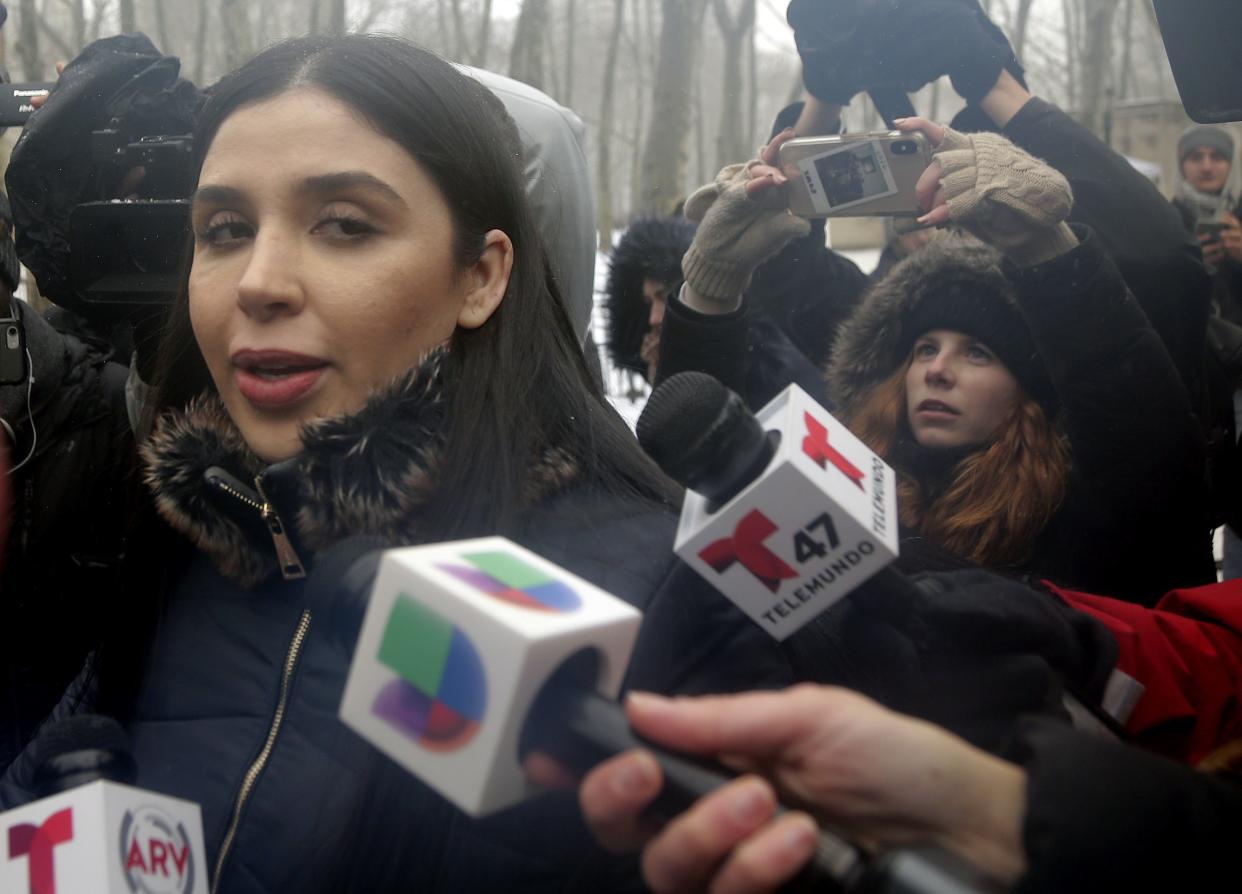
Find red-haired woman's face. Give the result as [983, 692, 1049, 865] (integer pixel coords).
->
[905, 329, 1022, 449]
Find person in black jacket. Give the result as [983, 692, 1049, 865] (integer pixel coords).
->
[1, 34, 796, 894]
[0, 192, 132, 771]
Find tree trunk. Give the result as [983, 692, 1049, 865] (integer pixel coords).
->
[70, 0, 87, 51]
[638, 0, 709, 213]
[310, 0, 322, 35]
[564, 0, 576, 108]
[193, 0, 210, 83]
[711, 0, 756, 170]
[473, 0, 494, 68]
[119, 0, 135, 32]
[1078, 0, 1122, 137]
[597, 0, 626, 250]
[220, 0, 253, 72]
[1012, 0, 1036, 61]
[450, 0, 466, 59]
[1062, 0, 1078, 110]
[16, 0, 43, 80]
[153, 0, 171, 53]
[509, 0, 550, 90]
[628, 0, 646, 216]
[1117, 0, 1135, 101]
[329, 0, 347, 35]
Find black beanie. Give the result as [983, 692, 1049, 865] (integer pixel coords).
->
[900, 279, 1056, 411]
[0, 193, 20, 294]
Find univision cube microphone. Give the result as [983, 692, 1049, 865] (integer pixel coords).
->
[337, 536, 643, 816]
[638, 374, 900, 640]
[1, 715, 207, 894]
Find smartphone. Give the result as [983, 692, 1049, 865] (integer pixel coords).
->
[0, 82, 55, 128]
[1196, 220, 1227, 243]
[779, 132, 932, 218]
[0, 313, 26, 386]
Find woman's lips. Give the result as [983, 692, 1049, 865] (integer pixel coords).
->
[916, 400, 959, 417]
[232, 350, 328, 409]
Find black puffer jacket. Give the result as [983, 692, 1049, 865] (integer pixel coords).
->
[1, 361, 794, 893]
[0, 303, 131, 770]
[828, 228, 1214, 605]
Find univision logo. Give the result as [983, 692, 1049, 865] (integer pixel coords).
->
[371, 594, 487, 752]
[437, 550, 581, 613]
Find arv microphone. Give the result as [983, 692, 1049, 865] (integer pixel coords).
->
[316, 537, 1004, 894]
[638, 374, 900, 640]
[1, 715, 207, 894]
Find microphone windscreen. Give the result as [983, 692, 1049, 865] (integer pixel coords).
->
[638, 372, 774, 506]
[637, 372, 731, 478]
[33, 714, 130, 766]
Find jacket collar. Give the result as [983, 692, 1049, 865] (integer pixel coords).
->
[140, 352, 577, 587]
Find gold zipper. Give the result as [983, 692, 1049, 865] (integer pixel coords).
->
[205, 467, 307, 581]
[211, 608, 312, 894]
[254, 477, 307, 581]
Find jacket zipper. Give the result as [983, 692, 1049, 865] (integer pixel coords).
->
[211, 608, 312, 893]
[204, 467, 307, 580]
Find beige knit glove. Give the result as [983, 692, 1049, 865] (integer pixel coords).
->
[935, 128, 1078, 266]
[680, 161, 812, 310]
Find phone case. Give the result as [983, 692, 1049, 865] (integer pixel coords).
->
[779, 132, 932, 218]
[0, 316, 25, 386]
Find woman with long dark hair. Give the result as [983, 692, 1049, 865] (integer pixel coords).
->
[1, 34, 793, 892]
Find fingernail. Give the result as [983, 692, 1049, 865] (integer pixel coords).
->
[611, 752, 657, 796]
[784, 816, 818, 855]
[893, 117, 908, 124]
[917, 214, 930, 225]
[729, 782, 771, 824]
[625, 691, 665, 711]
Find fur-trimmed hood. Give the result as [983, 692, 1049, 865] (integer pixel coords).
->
[604, 216, 697, 373]
[140, 352, 577, 587]
[827, 231, 1048, 410]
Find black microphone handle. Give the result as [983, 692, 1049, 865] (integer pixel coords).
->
[524, 684, 1007, 894]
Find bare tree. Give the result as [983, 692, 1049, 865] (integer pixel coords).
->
[152, 0, 171, 52]
[509, 0, 550, 90]
[220, 0, 253, 72]
[711, 0, 756, 170]
[597, 0, 626, 249]
[193, 0, 210, 83]
[1011, 0, 1036, 61]
[1078, 0, 1123, 136]
[473, 0, 494, 67]
[120, 0, 136, 32]
[330, 0, 347, 34]
[638, 0, 709, 212]
[564, 0, 576, 107]
[16, 0, 44, 79]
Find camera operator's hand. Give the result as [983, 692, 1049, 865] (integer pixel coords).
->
[680, 129, 811, 314]
[1220, 212, 1242, 266]
[570, 686, 1027, 894]
[27, 61, 65, 110]
[898, 117, 1078, 266]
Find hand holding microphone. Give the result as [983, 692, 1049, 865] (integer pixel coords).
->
[573, 685, 1027, 894]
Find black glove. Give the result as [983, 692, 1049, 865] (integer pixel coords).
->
[787, 0, 1026, 106]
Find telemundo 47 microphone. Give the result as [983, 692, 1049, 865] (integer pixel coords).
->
[637, 372, 902, 640]
[311, 537, 1005, 894]
[0, 715, 207, 894]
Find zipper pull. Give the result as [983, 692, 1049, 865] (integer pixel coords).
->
[254, 477, 307, 581]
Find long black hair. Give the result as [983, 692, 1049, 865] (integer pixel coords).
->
[146, 33, 675, 529]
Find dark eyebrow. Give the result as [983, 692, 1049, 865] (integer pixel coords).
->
[302, 171, 408, 208]
[192, 171, 408, 210]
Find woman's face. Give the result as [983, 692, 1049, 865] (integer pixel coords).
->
[189, 88, 510, 462]
[905, 329, 1023, 449]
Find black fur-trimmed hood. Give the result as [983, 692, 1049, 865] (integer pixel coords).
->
[827, 232, 1024, 410]
[140, 352, 577, 587]
[604, 216, 697, 373]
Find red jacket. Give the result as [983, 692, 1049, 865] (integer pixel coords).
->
[1048, 579, 1242, 766]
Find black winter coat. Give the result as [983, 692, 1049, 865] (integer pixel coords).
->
[0, 304, 132, 770]
[1, 367, 795, 893]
